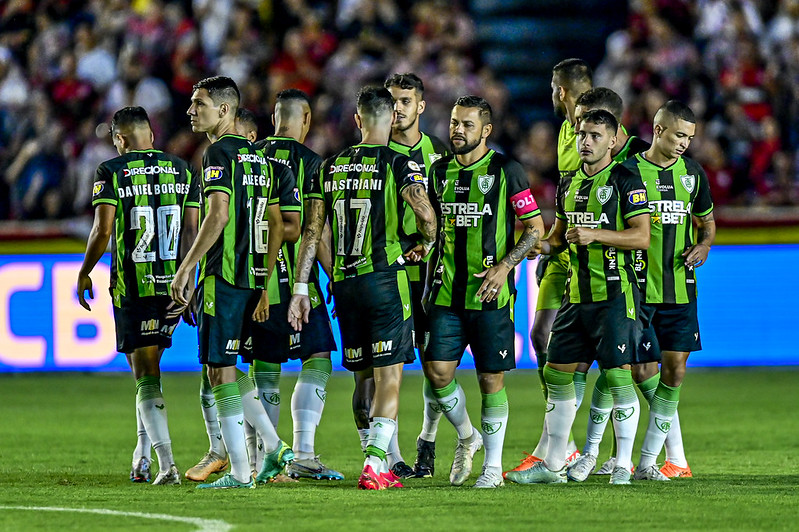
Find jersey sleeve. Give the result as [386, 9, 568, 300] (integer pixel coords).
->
[201, 143, 233, 196]
[185, 163, 201, 208]
[689, 159, 714, 217]
[504, 159, 540, 220]
[302, 151, 323, 198]
[554, 176, 568, 220]
[394, 152, 426, 193]
[427, 158, 445, 217]
[307, 157, 326, 201]
[274, 162, 301, 211]
[612, 165, 649, 220]
[91, 163, 117, 206]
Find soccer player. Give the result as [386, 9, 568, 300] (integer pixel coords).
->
[77, 106, 200, 485]
[424, 96, 545, 488]
[627, 101, 714, 480]
[505, 109, 650, 486]
[171, 76, 288, 489]
[288, 86, 437, 490]
[506, 58, 592, 478]
[250, 90, 342, 481]
[381, 72, 449, 479]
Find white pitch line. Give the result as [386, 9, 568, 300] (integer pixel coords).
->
[0, 506, 233, 532]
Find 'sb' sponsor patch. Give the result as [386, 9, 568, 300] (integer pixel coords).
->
[628, 189, 648, 205]
[92, 181, 105, 197]
[204, 166, 224, 182]
[408, 172, 424, 183]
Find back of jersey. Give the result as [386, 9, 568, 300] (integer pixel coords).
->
[310, 144, 422, 280]
[92, 150, 200, 300]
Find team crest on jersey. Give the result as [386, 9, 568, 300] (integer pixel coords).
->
[477, 174, 494, 194]
[92, 181, 104, 197]
[596, 185, 613, 205]
[680, 174, 696, 193]
[204, 166, 224, 182]
[408, 160, 421, 172]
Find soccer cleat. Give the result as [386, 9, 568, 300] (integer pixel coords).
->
[633, 464, 670, 481]
[357, 465, 385, 490]
[380, 469, 405, 488]
[660, 461, 693, 478]
[566, 454, 597, 482]
[565, 449, 581, 465]
[130, 457, 151, 483]
[255, 441, 295, 484]
[390, 461, 415, 479]
[449, 430, 483, 486]
[152, 465, 181, 485]
[502, 452, 542, 479]
[595, 457, 616, 475]
[185, 452, 228, 482]
[505, 461, 567, 484]
[268, 473, 299, 483]
[609, 466, 632, 485]
[412, 438, 436, 478]
[196, 473, 254, 489]
[474, 465, 504, 488]
[286, 457, 344, 480]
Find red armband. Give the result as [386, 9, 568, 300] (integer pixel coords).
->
[510, 189, 539, 217]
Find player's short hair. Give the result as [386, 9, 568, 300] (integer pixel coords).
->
[454, 95, 492, 125]
[552, 58, 593, 89]
[657, 100, 696, 124]
[356, 86, 394, 117]
[236, 108, 257, 131]
[384, 73, 425, 96]
[576, 87, 623, 121]
[193, 76, 240, 108]
[580, 108, 618, 135]
[276, 88, 311, 106]
[111, 106, 151, 132]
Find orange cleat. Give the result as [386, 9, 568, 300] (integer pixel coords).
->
[502, 452, 542, 479]
[660, 461, 692, 478]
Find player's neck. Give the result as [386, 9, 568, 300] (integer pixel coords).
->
[208, 121, 237, 143]
[359, 127, 390, 146]
[456, 144, 489, 167]
[273, 123, 301, 142]
[391, 127, 421, 147]
[123, 143, 154, 154]
[644, 145, 677, 167]
[611, 130, 630, 157]
[583, 155, 612, 176]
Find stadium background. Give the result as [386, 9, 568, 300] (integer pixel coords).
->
[0, 0, 797, 373]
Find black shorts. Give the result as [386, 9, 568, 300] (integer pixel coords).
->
[247, 301, 337, 363]
[425, 303, 516, 373]
[197, 275, 259, 367]
[547, 290, 642, 369]
[334, 266, 415, 372]
[638, 302, 701, 362]
[113, 295, 180, 354]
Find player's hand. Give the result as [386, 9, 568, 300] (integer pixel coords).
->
[474, 263, 510, 303]
[288, 294, 311, 331]
[682, 243, 710, 269]
[182, 290, 199, 326]
[77, 273, 93, 311]
[165, 301, 187, 320]
[325, 280, 336, 319]
[170, 266, 192, 307]
[403, 243, 431, 263]
[252, 290, 270, 322]
[566, 227, 596, 246]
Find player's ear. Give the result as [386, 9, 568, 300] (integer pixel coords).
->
[354, 113, 362, 129]
[271, 113, 276, 127]
[558, 86, 566, 102]
[418, 99, 426, 115]
[482, 122, 493, 140]
[219, 103, 227, 117]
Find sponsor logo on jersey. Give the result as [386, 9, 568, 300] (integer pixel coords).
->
[604, 247, 617, 270]
[329, 162, 378, 174]
[408, 160, 421, 172]
[237, 153, 268, 164]
[680, 174, 696, 193]
[92, 181, 104, 197]
[596, 185, 613, 205]
[628, 189, 648, 205]
[565, 211, 609, 228]
[477, 174, 495, 194]
[408, 172, 425, 183]
[482, 255, 495, 269]
[441, 202, 493, 227]
[204, 166, 224, 182]
[123, 166, 179, 177]
[293, 188, 301, 202]
[649, 200, 691, 225]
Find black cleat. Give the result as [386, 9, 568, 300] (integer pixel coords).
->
[413, 437, 436, 478]
[390, 461, 415, 479]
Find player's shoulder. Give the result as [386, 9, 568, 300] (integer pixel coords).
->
[620, 152, 644, 171]
[681, 155, 705, 175]
[424, 132, 449, 154]
[627, 136, 651, 156]
[429, 152, 455, 173]
[489, 150, 523, 172]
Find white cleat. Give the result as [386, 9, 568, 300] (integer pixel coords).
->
[633, 464, 670, 481]
[567, 453, 597, 482]
[609, 465, 632, 485]
[449, 429, 483, 486]
[473, 465, 504, 488]
[595, 457, 616, 475]
[152, 465, 181, 485]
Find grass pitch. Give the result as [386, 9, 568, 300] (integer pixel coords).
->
[1, 368, 797, 531]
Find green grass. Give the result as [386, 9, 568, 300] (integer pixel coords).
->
[1, 369, 797, 531]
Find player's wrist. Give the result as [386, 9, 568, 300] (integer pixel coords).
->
[293, 282, 309, 296]
[422, 239, 435, 252]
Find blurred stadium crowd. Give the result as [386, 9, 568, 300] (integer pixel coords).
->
[0, 0, 796, 222]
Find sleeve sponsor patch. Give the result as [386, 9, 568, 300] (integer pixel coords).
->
[408, 172, 425, 183]
[92, 181, 105, 197]
[204, 166, 224, 182]
[510, 189, 539, 217]
[628, 189, 648, 206]
[293, 188, 301, 202]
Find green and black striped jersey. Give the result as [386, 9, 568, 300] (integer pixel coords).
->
[389, 132, 449, 254]
[199, 134, 277, 290]
[308, 144, 423, 281]
[556, 160, 649, 304]
[623, 154, 714, 303]
[255, 136, 325, 306]
[558, 119, 580, 179]
[615, 135, 650, 163]
[92, 149, 201, 301]
[428, 150, 542, 311]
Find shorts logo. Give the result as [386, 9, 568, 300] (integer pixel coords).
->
[206, 301, 214, 309]
[617, 343, 627, 353]
[655, 417, 671, 434]
[643, 341, 651, 351]
[614, 406, 634, 421]
[545, 401, 555, 413]
[244, 336, 252, 349]
[499, 349, 508, 359]
[289, 332, 301, 346]
[225, 339, 240, 351]
[628, 307, 635, 317]
[596, 186, 613, 205]
[403, 303, 410, 311]
[590, 409, 609, 424]
[372, 340, 393, 354]
[477, 174, 494, 194]
[628, 189, 648, 205]
[482, 421, 502, 435]
[204, 166, 224, 182]
[680, 174, 696, 193]
[92, 181, 105, 197]
[694, 332, 699, 341]
[438, 397, 458, 412]
[315, 389, 327, 402]
[344, 347, 362, 361]
[262, 392, 281, 405]
[141, 319, 159, 332]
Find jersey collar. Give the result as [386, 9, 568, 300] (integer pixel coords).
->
[455, 149, 494, 170]
[639, 152, 681, 171]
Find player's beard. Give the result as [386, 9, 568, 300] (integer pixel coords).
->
[395, 114, 417, 133]
[450, 136, 481, 155]
[553, 102, 566, 119]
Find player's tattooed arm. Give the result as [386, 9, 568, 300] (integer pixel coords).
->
[500, 216, 543, 270]
[683, 211, 715, 268]
[289, 198, 325, 330]
[402, 183, 437, 244]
